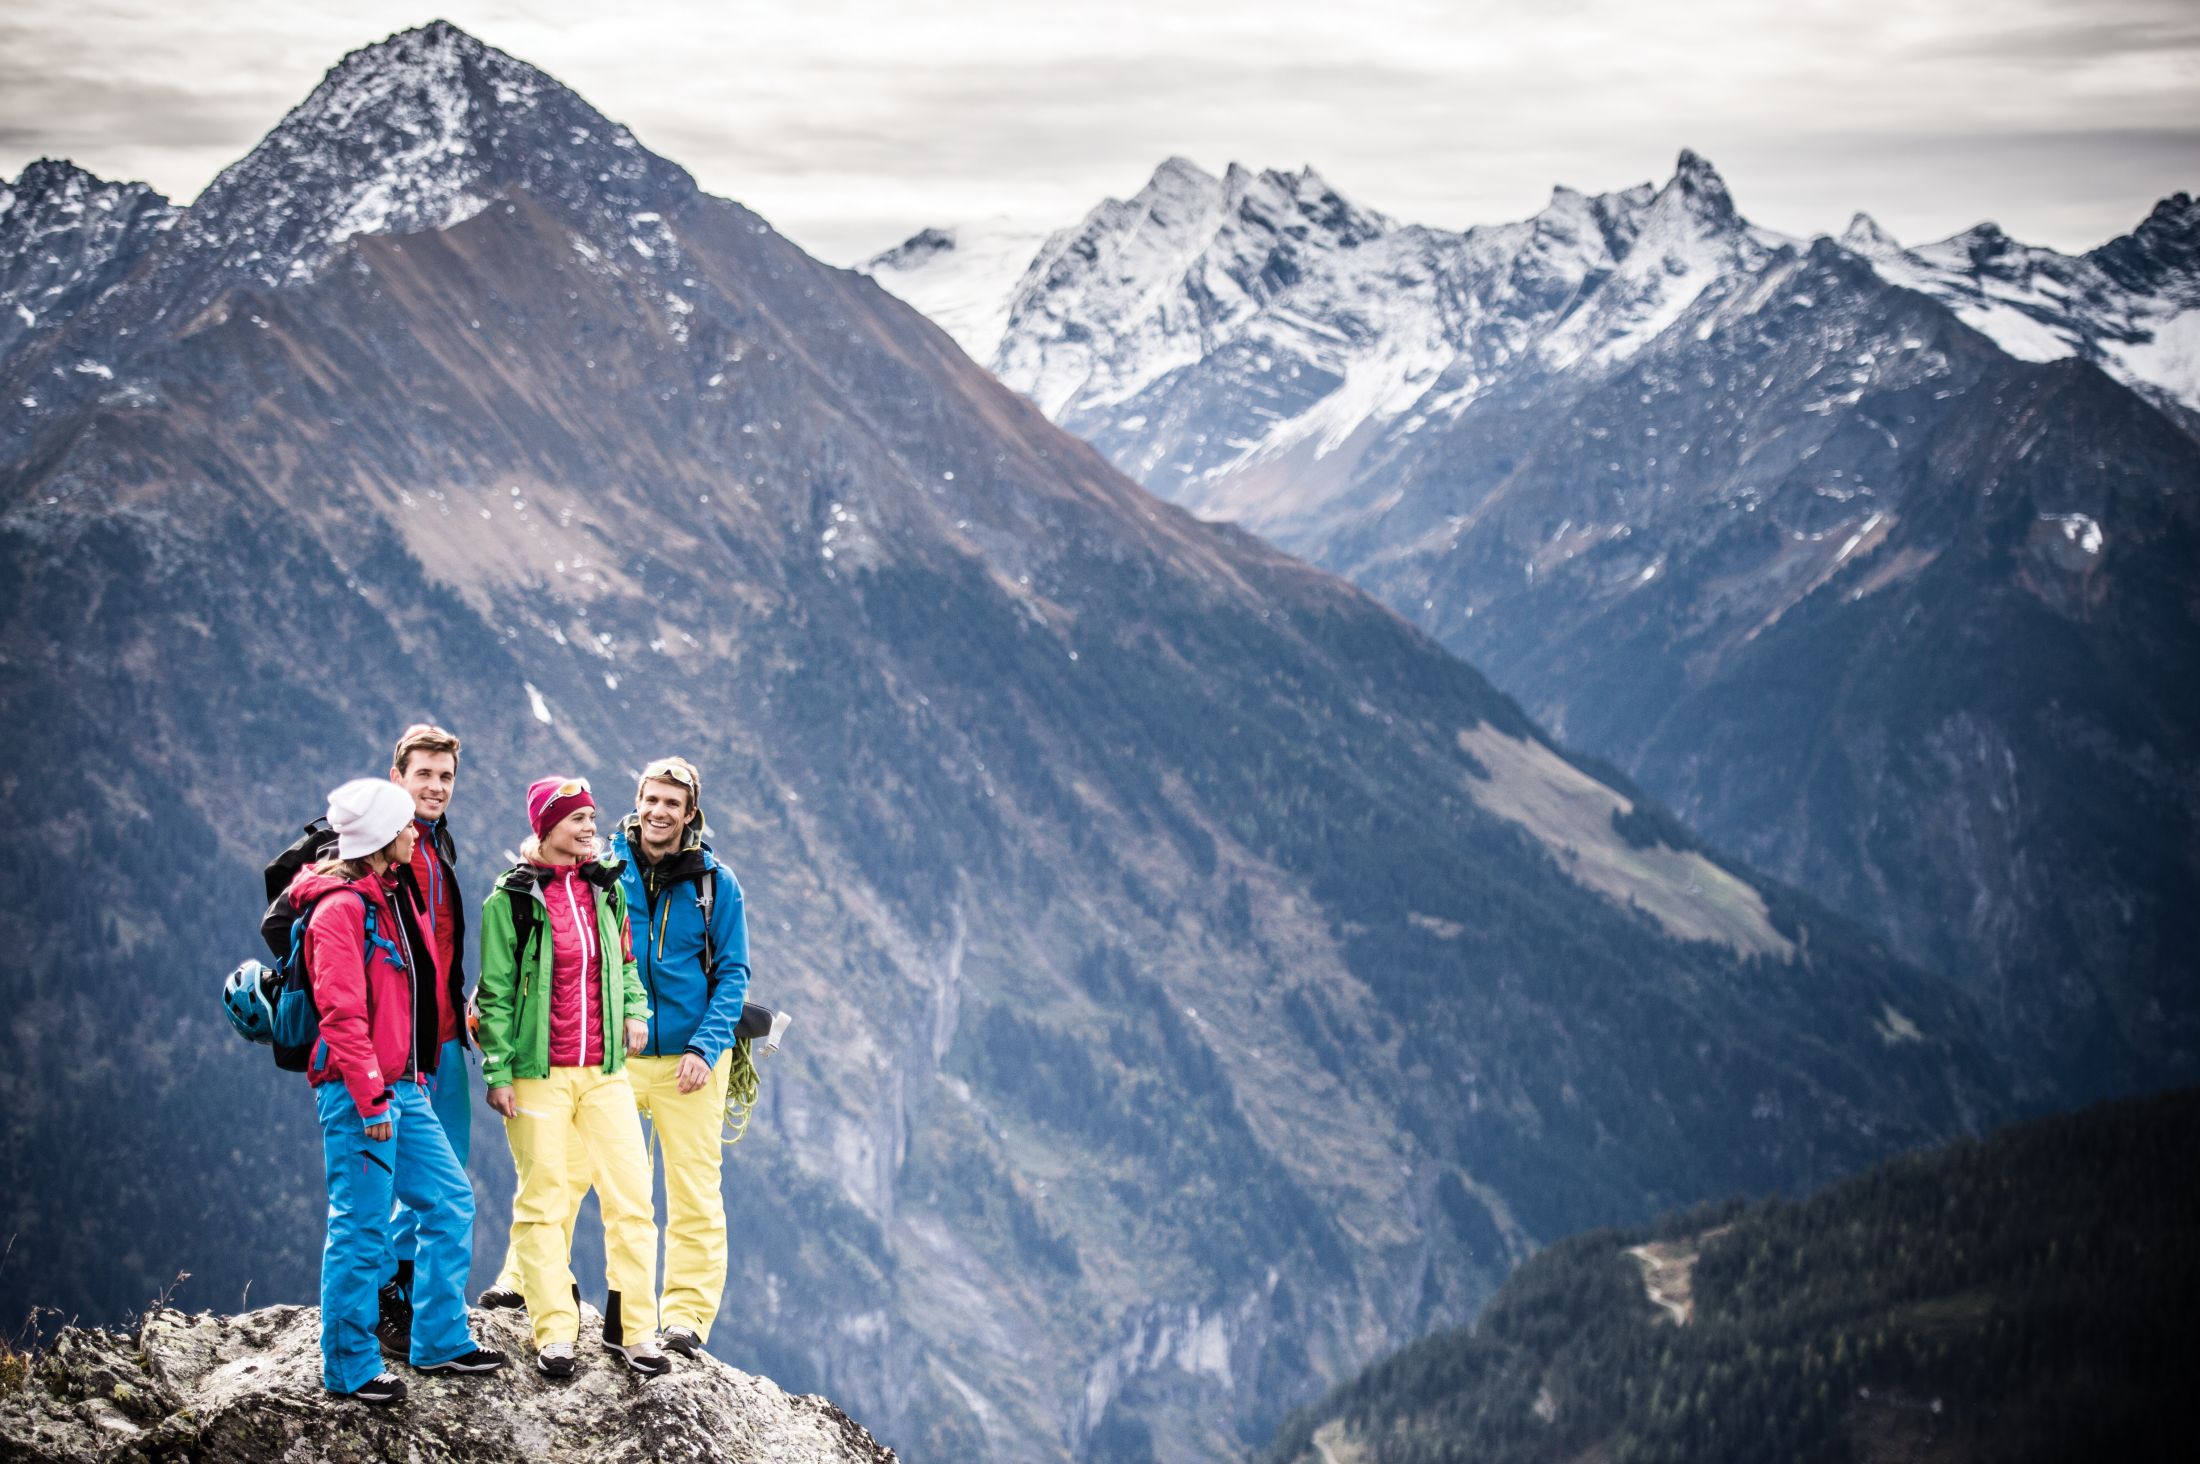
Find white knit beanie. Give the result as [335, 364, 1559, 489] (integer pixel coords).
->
[328, 778, 416, 859]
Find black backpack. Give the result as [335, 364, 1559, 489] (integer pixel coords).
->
[261, 818, 339, 958]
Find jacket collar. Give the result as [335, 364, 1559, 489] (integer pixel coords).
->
[505, 853, 625, 894]
[413, 812, 457, 863]
[615, 819, 712, 883]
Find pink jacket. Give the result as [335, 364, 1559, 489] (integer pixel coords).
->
[539, 862, 607, 1067]
[289, 865, 416, 1121]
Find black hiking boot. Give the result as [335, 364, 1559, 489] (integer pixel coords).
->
[602, 1290, 673, 1376]
[375, 1280, 413, 1359]
[417, 1345, 510, 1375]
[334, 1371, 407, 1405]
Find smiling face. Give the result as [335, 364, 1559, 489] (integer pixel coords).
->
[634, 777, 693, 859]
[391, 748, 457, 822]
[539, 804, 598, 865]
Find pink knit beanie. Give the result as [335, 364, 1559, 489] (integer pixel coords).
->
[527, 776, 595, 840]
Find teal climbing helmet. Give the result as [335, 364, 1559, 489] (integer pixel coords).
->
[223, 959, 278, 1044]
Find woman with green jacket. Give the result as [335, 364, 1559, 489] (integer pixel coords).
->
[475, 777, 669, 1380]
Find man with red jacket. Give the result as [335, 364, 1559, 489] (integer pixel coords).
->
[296, 778, 503, 1403]
[377, 724, 474, 1358]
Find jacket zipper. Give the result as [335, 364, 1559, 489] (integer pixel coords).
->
[644, 870, 665, 1056]
[561, 874, 595, 1068]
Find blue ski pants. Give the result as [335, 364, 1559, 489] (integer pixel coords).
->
[315, 1079, 475, 1392]
[390, 1036, 472, 1278]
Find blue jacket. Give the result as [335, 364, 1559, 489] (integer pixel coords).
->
[609, 822, 750, 1067]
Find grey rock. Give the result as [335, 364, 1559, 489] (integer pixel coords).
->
[0, 1306, 897, 1464]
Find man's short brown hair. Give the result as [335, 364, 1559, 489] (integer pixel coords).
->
[392, 723, 462, 775]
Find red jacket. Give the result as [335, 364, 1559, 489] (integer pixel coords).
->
[289, 864, 416, 1121]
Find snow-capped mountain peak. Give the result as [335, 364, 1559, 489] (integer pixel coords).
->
[978, 158, 1401, 416]
[1536, 151, 1779, 372]
[173, 19, 693, 291]
[1667, 147, 1739, 224]
[862, 218, 1056, 362]
[1839, 212, 1902, 258]
[0, 159, 176, 366]
[1, 19, 705, 456]
[1856, 199, 2200, 411]
[2090, 192, 2200, 302]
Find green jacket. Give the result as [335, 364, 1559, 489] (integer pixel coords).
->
[476, 856, 651, 1089]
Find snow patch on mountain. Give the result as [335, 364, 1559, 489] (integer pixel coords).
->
[946, 157, 1394, 418]
[871, 151, 1831, 523]
[864, 220, 1054, 362]
[0, 160, 176, 365]
[156, 20, 691, 300]
[1854, 201, 2200, 414]
[1540, 152, 1794, 373]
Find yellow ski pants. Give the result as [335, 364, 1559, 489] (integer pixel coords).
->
[495, 1051, 732, 1340]
[500, 1065, 659, 1350]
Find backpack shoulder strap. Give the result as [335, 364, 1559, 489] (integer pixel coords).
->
[505, 885, 542, 965]
[289, 887, 377, 989]
[697, 867, 718, 982]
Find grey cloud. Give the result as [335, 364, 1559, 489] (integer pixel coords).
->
[1932, 12, 2200, 63]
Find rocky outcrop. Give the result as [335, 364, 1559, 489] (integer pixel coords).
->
[0, 1305, 896, 1463]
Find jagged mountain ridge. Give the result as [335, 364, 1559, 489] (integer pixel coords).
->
[864, 156, 2200, 459]
[0, 159, 176, 367]
[865, 157, 2200, 1106]
[0, 18, 694, 449]
[865, 153, 1807, 533]
[1, 25, 2000, 1464]
[1847, 194, 2200, 428]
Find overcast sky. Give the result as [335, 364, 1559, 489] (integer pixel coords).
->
[3, 0, 2194, 264]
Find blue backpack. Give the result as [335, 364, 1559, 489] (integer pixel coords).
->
[228, 887, 394, 1072]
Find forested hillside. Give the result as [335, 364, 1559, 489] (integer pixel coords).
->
[1265, 1085, 2199, 1464]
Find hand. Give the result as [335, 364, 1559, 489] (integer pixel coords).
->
[487, 1086, 518, 1119]
[364, 1119, 392, 1142]
[624, 1018, 648, 1055]
[675, 1053, 711, 1094]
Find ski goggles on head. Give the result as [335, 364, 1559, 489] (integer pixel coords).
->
[641, 759, 696, 789]
[553, 777, 590, 797]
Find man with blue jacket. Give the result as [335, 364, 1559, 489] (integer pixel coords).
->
[609, 755, 750, 1357]
[480, 756, 754, 1356]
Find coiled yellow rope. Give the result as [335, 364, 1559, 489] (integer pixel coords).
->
[721, 1038, 760, 1145]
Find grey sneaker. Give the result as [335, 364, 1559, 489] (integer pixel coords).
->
[605, 1336, 672, 1376]
[477, 1286, 525, 1310]
[658, 1325, 702, 1359]
[535, 1340, 576, 1381]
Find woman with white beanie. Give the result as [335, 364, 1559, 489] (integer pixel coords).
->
[287, 778, 506, 1403]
